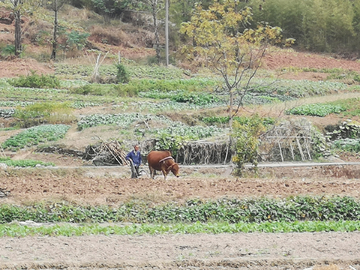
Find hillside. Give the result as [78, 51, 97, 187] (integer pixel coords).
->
[1, 3, 360, 166]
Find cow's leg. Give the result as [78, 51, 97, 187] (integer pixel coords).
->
[149, 166, 155, 179]
[162, 169, 168, 180]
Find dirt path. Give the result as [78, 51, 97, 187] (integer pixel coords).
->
[1, 232, 360, 269]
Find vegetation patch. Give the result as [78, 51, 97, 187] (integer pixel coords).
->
[14, 102, 75, 128]
[1, 220, 360, 237]
[8, 72, 61, 89]
[55, 64, 186, 80]
[331, 139, 360, 153]
[1, 196, 359, 224]
[0, 157, 54, 167]
[1, 124, 70, 151]
[286, 103, 346, 117]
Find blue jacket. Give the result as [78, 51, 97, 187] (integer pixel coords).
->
[126, 150, 142, 166]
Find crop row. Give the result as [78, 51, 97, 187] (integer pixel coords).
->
[1, 124, 70, 151]
[54, 63, 186, 80]
[1, 196, 359, 224]
[2, 220, 360, 237]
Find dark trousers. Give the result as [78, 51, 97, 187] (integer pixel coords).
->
[131, 165, 140, 178]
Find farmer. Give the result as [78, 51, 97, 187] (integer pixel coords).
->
[125, 144, 142, 178]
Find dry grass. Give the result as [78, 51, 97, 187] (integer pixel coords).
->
[89, 25, 128, 46]
[89, 25, 154, 48]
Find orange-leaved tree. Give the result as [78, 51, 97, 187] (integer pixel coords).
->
[180, 0, 284, 129]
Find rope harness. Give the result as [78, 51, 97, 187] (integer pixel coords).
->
[159, 156, 176, 171]
[158, 156, 174, 163]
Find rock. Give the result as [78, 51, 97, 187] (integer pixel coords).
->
[0, 163, 8, 170]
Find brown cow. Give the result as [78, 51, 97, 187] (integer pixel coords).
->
[147, 150, 180, 180]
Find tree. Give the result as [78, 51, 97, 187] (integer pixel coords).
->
[9, 0, 23, 56]
[48, 0, 68, 60]
[8, 0, 40, 57]
[90, 0, 131, 23]
[180, 0, 283, 129]
[149, 0, 162, 64]
[135, 0, 163, 63]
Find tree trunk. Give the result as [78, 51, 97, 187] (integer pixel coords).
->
[229, 90, 234, 129]
[152, 0, 160, 64]
[51, 0, 58, 60]
[14, 9, 21, 56]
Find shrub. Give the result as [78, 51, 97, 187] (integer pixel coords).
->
[14, 102, 75, 128]
[232, 115, 266, 176]
[8, 72, 61, 89]
[1, 44, 16, 56]
[115, 63, 130, 83]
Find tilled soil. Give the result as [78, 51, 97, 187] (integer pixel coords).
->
[1, 165, 360, 269]
[1, 232, 360, 270]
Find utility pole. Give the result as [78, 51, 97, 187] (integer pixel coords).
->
[165, 0, 169, 66]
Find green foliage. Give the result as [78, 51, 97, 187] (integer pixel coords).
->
[325, 120, 360, 141]
[8, 72, 61, 89]
[310, 127, 331, 159]
[70, 79, 218, 98]
[0, 108, 15, 118]
[2, 220, 360, 236]
[326, 120, 360, 152]
[286, 103, 346, 117]
[115, 63, 130, 83]
[331, 139, 360, 152]
[1, 196, 360, 225]
[118, 78, 217, 94]
[152, 125, 224, 155]
[1, 124, 70, 151]
[77, 113, 166, 130]
[139, 90, 221, 105]
[250, 79, 347, 98]
[250, 0, 358, 53]
[1, 44, 16, 56]
[70, 84, 118, 96]
[354, 73, 360, 82]
[55, 63, 186, 80]
[202, 115, 276, 126]
[14, 102, 75, 128]
[90, 0, 129, 18]
[0, 157, 54, 167]
[232, 115, 266, 175]
[0, 101, 34, 107]
[170, 92, 220, 106]
[65, 31, 90, 51]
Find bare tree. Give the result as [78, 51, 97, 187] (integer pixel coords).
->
[8, 0, 41, 57]
[149, 0, 163, 64]
[48, 0, 67, 60]
[9, 0, 22, 56]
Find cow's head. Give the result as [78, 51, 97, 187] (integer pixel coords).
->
[169, 162, 180, 177]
